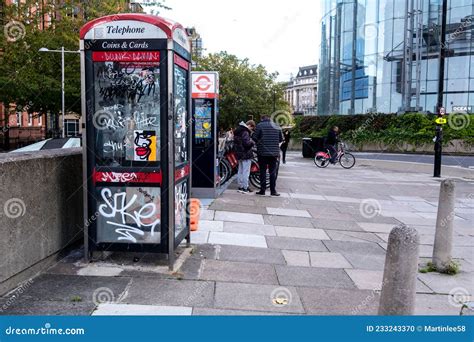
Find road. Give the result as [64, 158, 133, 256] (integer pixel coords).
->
[354, 152, 474, 169]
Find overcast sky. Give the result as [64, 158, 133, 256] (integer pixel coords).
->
[149, 0, 322, 81]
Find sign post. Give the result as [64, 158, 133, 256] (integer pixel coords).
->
[191, 71, 219, 198]
[80, 14, 192, 270]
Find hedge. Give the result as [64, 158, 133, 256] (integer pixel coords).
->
[292, 113, 474, 147]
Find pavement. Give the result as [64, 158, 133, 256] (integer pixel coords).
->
[0, 152, 473, 316]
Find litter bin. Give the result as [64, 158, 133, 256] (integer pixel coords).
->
[302, 138, 313, 158]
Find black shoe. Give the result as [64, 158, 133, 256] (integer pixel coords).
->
[271, 192, 281, 197]
[238, 187, 244, 193]
[256, 191, 265, 196]
[245, 188, 254, 193]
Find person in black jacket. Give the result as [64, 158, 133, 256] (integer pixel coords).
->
[234, 120, 256, 193]
[326, 126, 340, 164]
[280, 129, 291, 164]
[254, 115, 283, 196]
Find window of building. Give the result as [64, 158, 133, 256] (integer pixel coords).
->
[65, 119, 79, 137]
[28, 113, 33, 126]
[16, 112, 22, 127]
[38, 114, 42, 126]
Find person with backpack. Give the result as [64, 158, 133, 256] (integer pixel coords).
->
[233, 120, 256, 193]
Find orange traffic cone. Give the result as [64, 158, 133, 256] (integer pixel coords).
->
[189, 198, 201, 231]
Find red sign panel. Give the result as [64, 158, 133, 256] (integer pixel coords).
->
[93, 164, 190, 185]
[92, 51, 160, 62]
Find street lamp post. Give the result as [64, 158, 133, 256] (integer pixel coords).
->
[38, 47, 79, 138]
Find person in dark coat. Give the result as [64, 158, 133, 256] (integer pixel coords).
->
[254, 115, 283, 196]
[280, 129, 291, 164]
[326, 126, 340, 164]
[233, 120, 256, 193]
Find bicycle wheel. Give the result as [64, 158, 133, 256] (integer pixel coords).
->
[339, 153, 356, 169]
[219, 159, 231, 185]
[314, 155, 330, 168]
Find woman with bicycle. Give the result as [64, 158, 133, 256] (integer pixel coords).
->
[234, 120, 256, 194]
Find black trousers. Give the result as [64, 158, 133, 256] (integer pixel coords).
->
[258, 155, 278, 193]
[280, 144, 288, 163]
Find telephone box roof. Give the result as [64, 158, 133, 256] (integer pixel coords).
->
[79, 13, 185, 40]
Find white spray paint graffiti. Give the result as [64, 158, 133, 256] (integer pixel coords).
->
[98, 188, 160, 243]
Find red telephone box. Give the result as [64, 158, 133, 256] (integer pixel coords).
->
[80, 14, 192, 268]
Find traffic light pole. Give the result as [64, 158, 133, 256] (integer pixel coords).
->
[434, 0, 447, 178]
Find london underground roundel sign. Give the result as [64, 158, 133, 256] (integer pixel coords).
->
[192, 72, 218, 99]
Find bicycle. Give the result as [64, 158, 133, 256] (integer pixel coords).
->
[249, 150, 280, 189]
[218, 139, 239, 186]
[314, 142, 356, 169]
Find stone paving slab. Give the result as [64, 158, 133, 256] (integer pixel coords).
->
[275, 266, 356, 289]
[282, 250, 310, 267]
[223, 222, 276, 236]
[214, 211, 264, 224]
[124, 279, 215, 308]
[340, 253, 386, 270]
[264, 215, 314, 228]
[414, 294, 463, 315]
[1, 274, 131, 304]
[93, 303, 192, 316]
[199, 220, 224, 232]
[210, 203, 269, 215]
[217, 245, 285, 265]
[326, 230, 384, 244]
[0, 299, 95, 316]
[275, 226, 330, 240]
[266, 207, 311, 218]
[199, 260, 278, 285]
[345, 269, 433, 293]
[309, 252, 352, 269]
[312, 219, 364, 231]
[297, 287, 379, 315]
[417, 271, 474, 295]
[214, 282, 305, 314]
[208, 232, 267, 248]
[265, 236, 329, 252]
[323, 240, 387, 256]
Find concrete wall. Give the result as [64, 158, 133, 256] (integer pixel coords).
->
[0, 148, 83, 295]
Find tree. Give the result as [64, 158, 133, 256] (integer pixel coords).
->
[0, 0, 167, 139]
[195, 52, 291, 130]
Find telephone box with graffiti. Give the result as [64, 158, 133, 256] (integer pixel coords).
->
[191, 71, 219, 198]
[80, 14, 192, 268]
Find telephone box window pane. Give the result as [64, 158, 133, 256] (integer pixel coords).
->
[174, 180, 188, 238]
[93, 58, 160, 166]
[96, 186, 161, 244]
[174, 64, 188, 164]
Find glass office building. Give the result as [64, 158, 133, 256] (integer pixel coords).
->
[318, 0, 474, 115]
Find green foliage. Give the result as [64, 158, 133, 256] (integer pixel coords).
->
[293, 113, 474, 147]
[0, 0, 165, 123]
[194, 52, 290, 129]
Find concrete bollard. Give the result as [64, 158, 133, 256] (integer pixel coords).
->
[432, 179, 456, 272]
[378, 224, 419, 315]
